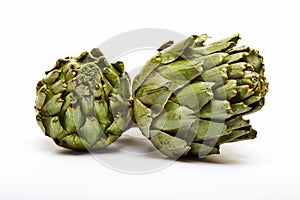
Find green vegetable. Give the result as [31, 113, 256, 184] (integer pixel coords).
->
[35, 48, 132, 150]
[133, 34, 268, 158]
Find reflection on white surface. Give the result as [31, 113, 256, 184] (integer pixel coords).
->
[89, 128, 176, 174]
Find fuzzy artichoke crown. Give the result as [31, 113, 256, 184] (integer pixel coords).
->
[35, 48, 132, 150]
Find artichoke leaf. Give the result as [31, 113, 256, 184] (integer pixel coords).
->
[150, 130, 190, 159]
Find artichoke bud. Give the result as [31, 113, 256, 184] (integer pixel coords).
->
[133, 34, 268, 158]
[35, 48, 133, 151]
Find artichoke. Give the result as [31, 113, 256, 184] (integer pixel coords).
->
[35, 48, 132, 151]
[133, 34, 268, 158]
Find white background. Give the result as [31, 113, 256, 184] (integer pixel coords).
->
[1, 0, 299, 199]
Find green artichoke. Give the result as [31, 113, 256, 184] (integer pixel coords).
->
[35, 48, 132, 150]
[133, 34, 268, 158]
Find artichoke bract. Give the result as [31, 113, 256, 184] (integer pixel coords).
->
[133, 34, 268, 158]
[35, 48, 132, 151]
